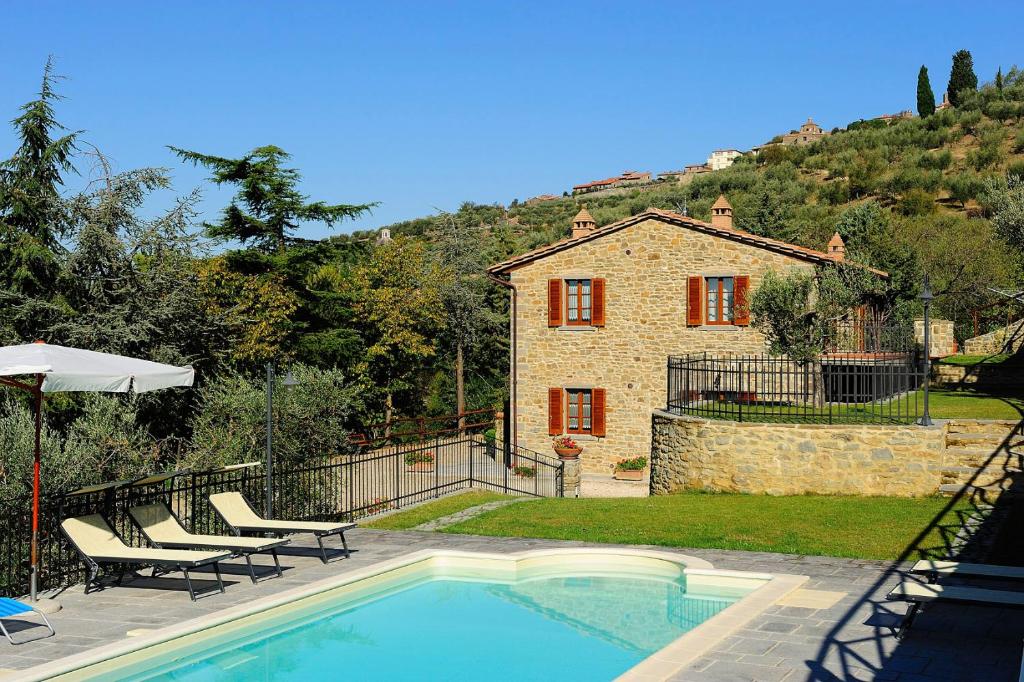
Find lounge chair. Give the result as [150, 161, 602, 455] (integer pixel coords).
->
[0, 598, 54, 645]
[887, 580, 1024, 639]
[129, 503, 290, 583]
[209, 492, 356, 563]
[911, 559, 1024, 583]
[60, 514, 230, 601]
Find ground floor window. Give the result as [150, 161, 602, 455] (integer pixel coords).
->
[566, 388, 592, 434]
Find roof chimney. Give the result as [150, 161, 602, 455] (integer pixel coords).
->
[710, 195, 733, 230]
[572, 206, 596, 238]
[827, 232, 845, 261]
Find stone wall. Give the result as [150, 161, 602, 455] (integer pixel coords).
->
[931, 363, 1024, 390]
[651, 412, 1021, 497]
[914, 318, 956, 357]
[963, 320, 1024, 355]
[508, 217, 816, 474]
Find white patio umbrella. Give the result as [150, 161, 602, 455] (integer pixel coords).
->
[0, 341, 194, 601]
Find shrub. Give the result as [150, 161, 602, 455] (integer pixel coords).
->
[1007, 160, 1024, 180]
[946, 173, 986, 207]
[513, 465, 536, 478]
[615, 456, 648, 471]
[404, 451, 434, 465]
[967, 143, 1004, 171]
[186, 364, 362, 470]
[897, 189, 936, 216]
[1014, 129, 1024, 154]
[484, 428, 496, 444]
[919, 149, 952, 170]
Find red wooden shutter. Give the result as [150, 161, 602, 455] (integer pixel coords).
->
[734, 275, 751, 325]
[547, 279, 562, 327]
[547, 388, 563, 435]
[686, 276, 703, 326]
[591, 278, 606, 327]
[591, 388, 606, 437]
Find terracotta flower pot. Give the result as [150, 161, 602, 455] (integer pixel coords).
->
[553, 446, 582, 460]
[613, 468, 645, 481]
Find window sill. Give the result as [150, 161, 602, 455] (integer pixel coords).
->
[697, 324, 742, 331]
[559, 434, 601, 442]
[556, 325, 598, 332]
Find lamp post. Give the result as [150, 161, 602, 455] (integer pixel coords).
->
[265, 363, 299, 518]
[918, 276, 934, 427]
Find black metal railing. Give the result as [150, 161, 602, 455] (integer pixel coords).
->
[0, 434, 563, 598]
[667, 352, 926, 424]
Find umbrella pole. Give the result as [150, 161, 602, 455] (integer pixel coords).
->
[30, 374, 43, 602]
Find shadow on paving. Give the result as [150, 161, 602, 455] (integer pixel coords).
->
[805, 411, 1024, 681]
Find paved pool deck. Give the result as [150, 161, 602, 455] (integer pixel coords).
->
[0, 529, 1020, 681]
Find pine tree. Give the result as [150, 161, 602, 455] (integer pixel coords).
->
[916, 65, 935, 117]
[169, 145, 376, 253]
[947, 50, 978, 107]
[0, 58, 80, 340]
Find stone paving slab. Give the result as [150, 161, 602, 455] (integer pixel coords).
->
[0, 529, 1020, 680]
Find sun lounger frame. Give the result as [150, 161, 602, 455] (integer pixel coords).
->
[209, 492, 355, 564]
[61, 515, 228, 602]
[128, 502, 286, 584]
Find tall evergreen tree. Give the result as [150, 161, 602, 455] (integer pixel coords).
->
[946, 49, 978, 107]
[916, 65, 935, 117]
[996, 67, 1004, 93]
[169, 145, 376, 253]
[0, 58, 79, 341]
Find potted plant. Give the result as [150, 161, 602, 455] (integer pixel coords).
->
[514, 465, 537, 478]
[613, 456, 647, 481]
[552, 435, 582, 460]
[404, 450, 435, 473]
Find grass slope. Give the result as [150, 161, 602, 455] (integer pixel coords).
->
[443, 493, 964, 560]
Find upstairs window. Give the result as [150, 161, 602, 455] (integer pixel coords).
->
[566, 279, 592, 325]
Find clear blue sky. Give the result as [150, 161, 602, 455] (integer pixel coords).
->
[2, 1, 1022, 239]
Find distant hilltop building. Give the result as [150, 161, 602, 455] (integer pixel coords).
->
[707, 149, 742, 171]
[937, 92, 952, 111]
[780, 117, 829, 146]
[525, 194, 560, 206]
[875, 110, 914, 124]
[572, 170, 652, 196]
[376, 228, 392, 245]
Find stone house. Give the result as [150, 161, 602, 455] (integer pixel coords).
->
[780, 117, 829, 146]
[488, 196, 870, 474]
[707, 149, 742, 171]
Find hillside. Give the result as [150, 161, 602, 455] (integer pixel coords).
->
[368, 71, 1024, 336]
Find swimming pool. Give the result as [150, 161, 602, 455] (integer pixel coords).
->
[30, 549, 800, 682]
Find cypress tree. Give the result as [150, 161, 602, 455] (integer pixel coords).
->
[996, 67, 1004, 93]
[947, 50, 978, 107]
[917, 65, 935, 117]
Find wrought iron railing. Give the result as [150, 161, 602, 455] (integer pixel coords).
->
[667, 352, 926, 424]
[0, 434, 562, 598]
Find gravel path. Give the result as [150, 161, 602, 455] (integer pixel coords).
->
[412, 498, 528, 531]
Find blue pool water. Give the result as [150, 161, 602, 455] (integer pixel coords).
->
[113, 572, 743, 681]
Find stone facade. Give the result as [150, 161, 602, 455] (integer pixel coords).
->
[651, 411, 1021, 497]
[914, 317, 956, 357]
[503, 216, 816, 473]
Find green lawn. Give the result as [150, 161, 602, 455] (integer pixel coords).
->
[441, 493, 964, 560]
[364, 491, 510, 530]
[680, 387, 1022, 423]
[937, 353, 1016, 367]
[928, 388, 1023, 420]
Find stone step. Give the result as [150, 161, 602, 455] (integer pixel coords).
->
[944, 433, 1023, 449]
[939, 480, 1019, 495]
[940, 465, 1023, 475]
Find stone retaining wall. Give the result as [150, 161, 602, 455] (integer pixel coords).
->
[931, 363, 1024, 390]
[651, 412, 1020, 497]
